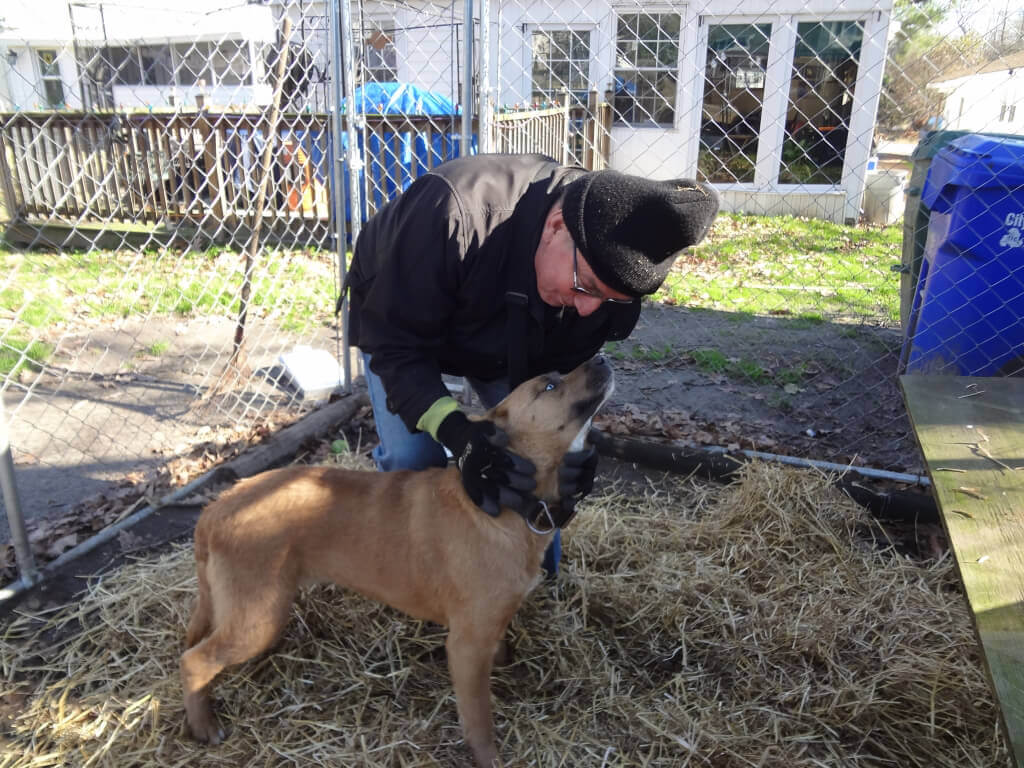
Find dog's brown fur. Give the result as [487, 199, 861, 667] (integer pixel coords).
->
[181, 356, 614, 767]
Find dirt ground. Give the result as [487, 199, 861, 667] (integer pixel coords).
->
[613, 302, 919, 473]
[2, 300, 921, 560]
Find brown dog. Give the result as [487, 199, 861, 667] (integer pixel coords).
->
[181, 355, 614, 766]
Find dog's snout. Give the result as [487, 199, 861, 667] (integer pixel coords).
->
[583, 354, 614, 392]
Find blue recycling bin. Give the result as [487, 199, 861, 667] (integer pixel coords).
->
[900, 134, 1024, 376]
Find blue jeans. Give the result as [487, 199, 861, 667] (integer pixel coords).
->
[362, 353, 561, 577]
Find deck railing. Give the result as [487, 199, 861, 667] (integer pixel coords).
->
[0, 99, 612, 243]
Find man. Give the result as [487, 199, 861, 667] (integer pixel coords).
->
[345, 153, 718, 576]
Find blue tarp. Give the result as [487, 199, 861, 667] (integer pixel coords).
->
[344, 82, 457, 115]
[340, 83, 471, 216]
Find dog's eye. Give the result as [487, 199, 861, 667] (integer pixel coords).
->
[544, 381, 557, 392]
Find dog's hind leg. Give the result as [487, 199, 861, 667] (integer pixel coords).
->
[185, 571, 213, 650]
[446, 620, 508, 768]
[181, 587, 294, 744]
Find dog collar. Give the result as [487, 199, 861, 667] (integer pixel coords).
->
[519, 498, 577, 535]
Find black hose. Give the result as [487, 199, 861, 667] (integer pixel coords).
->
[588, 428, 938, 524]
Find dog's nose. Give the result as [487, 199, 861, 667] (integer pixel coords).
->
[592, 354, 609, 368]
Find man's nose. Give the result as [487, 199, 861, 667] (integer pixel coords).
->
[573, 294, 603, 317]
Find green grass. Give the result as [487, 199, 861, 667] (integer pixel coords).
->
[0, 246, 340, 336]
[690, 347, 769, 383]
[654, 212, 902, 325]
[0, 337, 54, 378]
[0, 213, 900, 381]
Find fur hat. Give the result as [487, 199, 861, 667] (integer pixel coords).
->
[562, 172, 719, 297]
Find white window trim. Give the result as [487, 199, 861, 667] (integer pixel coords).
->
[610, 7, 684, 129]
[692, 13, 877, 198]
[521, 22, 597, 108]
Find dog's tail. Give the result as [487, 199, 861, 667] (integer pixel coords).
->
[185, 538, 214, 649]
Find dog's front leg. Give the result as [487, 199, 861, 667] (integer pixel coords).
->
[446, 621, 506, 768]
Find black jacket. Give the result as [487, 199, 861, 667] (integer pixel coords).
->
[347, 153, 641, 432]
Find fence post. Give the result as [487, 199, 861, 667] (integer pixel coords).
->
[0, 394, 39, 587]
[328, 0, 352, 392]
[479, 0, 491, 153]
[561, 90, 571, 167]
[461, 0, 474, 158]
[585, 89, 598, 170]
[197, 110, 225, 222]
[601, 88, 614, 170]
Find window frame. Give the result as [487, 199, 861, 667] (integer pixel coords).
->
[611, 10, 682, 128]
[527, 26, 593, 108]
[37, 49, 65, 108]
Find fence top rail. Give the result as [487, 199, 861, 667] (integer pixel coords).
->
[493, 106, 566, 122]
[0, 110, 472, 133]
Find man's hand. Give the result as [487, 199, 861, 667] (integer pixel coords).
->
[436, 411, 536, 517]
[557, 445, 598, 516]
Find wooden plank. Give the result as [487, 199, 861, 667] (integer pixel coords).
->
[65, 122, 88, 219]
[148, 119, 171, 220]
[900, 374, 1024, 767]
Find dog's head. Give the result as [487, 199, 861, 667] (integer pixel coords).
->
[484, 355, 614, 499]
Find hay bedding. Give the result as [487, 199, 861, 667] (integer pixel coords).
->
[0, 461, 1009, 767]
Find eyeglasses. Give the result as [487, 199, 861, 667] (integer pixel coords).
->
[572, 248, 635, 305]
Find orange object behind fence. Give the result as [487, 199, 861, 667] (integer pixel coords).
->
[282, 138, 329, 219]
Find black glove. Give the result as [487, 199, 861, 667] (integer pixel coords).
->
[557, 445, 598, 516]
[436, 411, 537, 517]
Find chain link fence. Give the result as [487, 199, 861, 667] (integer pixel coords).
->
[1, 0, 1023, 589]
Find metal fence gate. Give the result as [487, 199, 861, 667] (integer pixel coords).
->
[2, 0, 1023, 590]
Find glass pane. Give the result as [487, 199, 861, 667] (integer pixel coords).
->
[636, 15, 658, 42]
[532, 32, 550, 58]
[139, 46, 173, 86]
[174, 43, 211, 86]
[657, 41, 678, 68]
[661, 14, 680, 38]
[636, 40, 656, 68]
[699, 23, 771, 184]
[617, 15, 638, 40]
[616, 41, 637, 69]
[213, 41, 248, 86]
[550, 31, 570, 55]
[37, 50, 60, 77]
[106, 47, 141, 86]
[43, 79, 64, 108]
[779, 21, 864, 185]
[571, 32, 590, 60]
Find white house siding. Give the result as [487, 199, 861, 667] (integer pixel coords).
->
[933, 69, 1024, 135]
[1, 0, 275, 111]
[2, 0, 894, 223]
[373, 0, 893, 223]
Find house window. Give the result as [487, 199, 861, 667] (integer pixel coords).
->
[138, 46, 173, 85]
[362, 27, 397, 82]
[174, 42, 250, 87]
[37, 49, 65, 108]
[531, 30, 590, 106]
[698, 23, 771, 184]
[613, 12, 680, 126]
[779, 20, 864, 185]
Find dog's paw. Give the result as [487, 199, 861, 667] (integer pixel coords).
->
[186, 711, 227, 745]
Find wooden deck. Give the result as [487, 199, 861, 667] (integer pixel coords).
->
[900, 375, 1024, 767]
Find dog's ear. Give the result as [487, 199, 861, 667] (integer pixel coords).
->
[484, 403, 511, 430]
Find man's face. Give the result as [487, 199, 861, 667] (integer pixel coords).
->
[534, 207, 634, 317]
